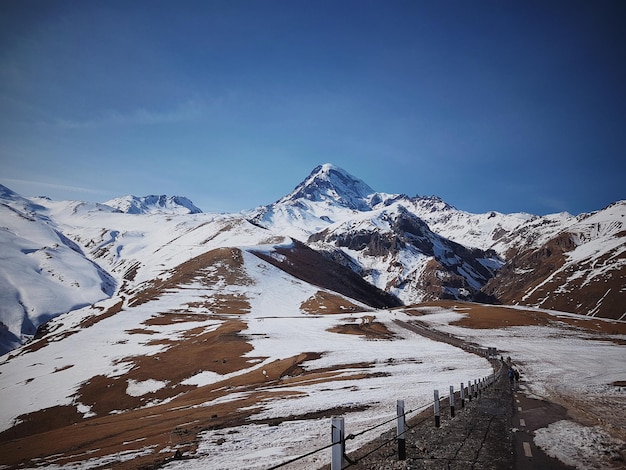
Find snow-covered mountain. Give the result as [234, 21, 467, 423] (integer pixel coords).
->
[105, 194, 202, 214]
[0, 167, 625, 469]
[308, 204, 502, 304]
[1, 164, 624, 356]
[483, 201, 626, 319]
[248, 164, 534, 253]
[0, 186, 115, 353]
[248, 164, 625, 316]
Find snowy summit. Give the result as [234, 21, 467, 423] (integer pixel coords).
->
[105, 194, 202, 215]
[279, 163, 377, 211]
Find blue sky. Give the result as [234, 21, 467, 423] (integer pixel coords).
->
[1, 0, 624, 215]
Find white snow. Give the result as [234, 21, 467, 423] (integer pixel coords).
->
[126, 379, 168, 397]
[1, 179, 625, 469]
[534, 420, 625, 470]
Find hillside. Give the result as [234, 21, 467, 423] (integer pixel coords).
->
[0, 165, 625, 469]
[1, 164, 625, 353]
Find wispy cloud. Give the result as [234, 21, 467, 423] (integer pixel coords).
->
[1, 178, 111, 196]
[538, 197, 571, 215]
[53, 100, 204, 129]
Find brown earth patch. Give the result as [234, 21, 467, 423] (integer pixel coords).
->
[125, 328, 158, 335]
[448, 304, 552, 329]
[553, 316, 626, 336]
[301, 290, 368, 314]
[406, 301, 626, 335]
[187, 292, 250, 315]
[125, 321, 258, 385]
[0, 405, 83, 443]
[275, 360, 379, 388]
[143, 312, 211, 326]
[328, 320, 396, 339]
[78, 299, 124, 329]
[128, 247, 253, 307]
[0, 351, 364, 470]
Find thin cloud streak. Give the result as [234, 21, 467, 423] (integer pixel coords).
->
[1, 178, 111, 196]
[52, 100, 205, 129]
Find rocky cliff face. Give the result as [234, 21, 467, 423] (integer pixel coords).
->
[308, 205, 502, 304]
[252, 166, 625, 319]
[481, 202, 626, 320]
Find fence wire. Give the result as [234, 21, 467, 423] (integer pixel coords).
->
[264, 363, 504, 470]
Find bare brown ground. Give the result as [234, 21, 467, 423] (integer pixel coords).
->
[328, 319, 396, 339]
[128, 247, 253, 307]
[407, 300, 626, 336]
[0, 310, 380, 470]
[78, 299, 125, 329]
[0, 338, 371, 470]
[187, 292, 250, 314]
[301, 290, 368, 314]
[142, 312, 210, 326]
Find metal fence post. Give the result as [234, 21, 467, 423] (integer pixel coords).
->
[449, 385, 455, 417]
[460, 382, 465, 408]
[397, 399, 406, 460]
[331, 417, 345, 470]
[434, 389, 440, 427]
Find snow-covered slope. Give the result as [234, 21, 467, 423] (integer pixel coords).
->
[309, 204, 502, 304]
[105, 194, 202, 214]
[483, 201, 626, 319]
[0, 186, 115, 354]
[0, 167, 624, 469]
[1, 163, 624, 356]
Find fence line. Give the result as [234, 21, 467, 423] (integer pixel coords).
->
[265, 363, 504, 470]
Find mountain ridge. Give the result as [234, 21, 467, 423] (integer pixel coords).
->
[104, 194, 202, 214]
[0, 168, 625, 470]
[1, 166, 624, 354]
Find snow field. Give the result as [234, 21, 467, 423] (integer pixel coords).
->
[415, 305, 626, 469]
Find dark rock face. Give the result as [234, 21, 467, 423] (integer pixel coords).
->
[310, 208, 503, 303]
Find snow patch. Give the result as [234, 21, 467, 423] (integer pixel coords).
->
[126, 379, 168, 397]
[534, 420, 626, 469]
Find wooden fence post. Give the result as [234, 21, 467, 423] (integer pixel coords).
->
[434, 390, 440, 427]
[449, 385, 455, 417]
[397, 400, 406, 460]
[331, 417, 345, 470]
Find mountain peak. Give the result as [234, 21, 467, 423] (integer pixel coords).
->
[105, 194, 202, 214]
[279, 163, 376, 211]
